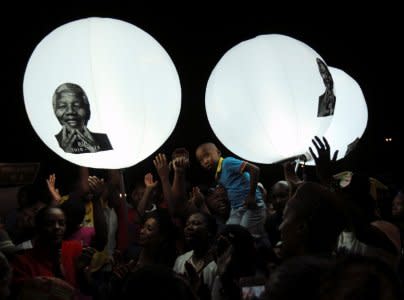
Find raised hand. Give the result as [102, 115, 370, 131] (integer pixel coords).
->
[88, 176, 105, 197]
[144, 173, 158, 189]
[189, 186, 205, 208]
[46, 173, 62, 204]
[309, 136, 338, 185]
[173, 156, 189, 173]
[282, 161, 303, 186]
[153, 153, 169, 180]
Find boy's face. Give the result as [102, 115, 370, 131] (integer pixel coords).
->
[196, 145, 221, 172]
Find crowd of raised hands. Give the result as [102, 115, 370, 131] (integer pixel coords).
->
[0, 137, 404, 300]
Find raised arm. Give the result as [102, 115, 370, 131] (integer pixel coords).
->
[309, 136, 339, 187]
[153, 154, 174, 214]
[88, 176, 108, 251]
[137, 173, 158, 217]
[243, 162, 260, 209]
[46, 173, 62, 205]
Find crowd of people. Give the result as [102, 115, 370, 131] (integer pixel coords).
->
[0, 137, 403, 299]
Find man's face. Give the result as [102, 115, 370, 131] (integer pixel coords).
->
[184, 213, 210, 245]
[196, 145, 221, 172]
[39, 208, 66, 245]
[54, 93, 87, 129]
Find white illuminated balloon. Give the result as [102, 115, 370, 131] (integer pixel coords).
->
[206, 34, 334, 164]
[23, 17, 181, 169]
[306, 67, 368, 164]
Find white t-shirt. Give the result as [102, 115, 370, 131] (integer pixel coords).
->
[173, 250, 217, 290]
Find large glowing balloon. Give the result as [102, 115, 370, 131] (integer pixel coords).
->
[23, 17, 181, 169]
[206, 34, 334, 164]
[306, 67, 368, 164]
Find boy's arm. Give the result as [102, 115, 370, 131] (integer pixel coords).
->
[242, 162, 259, 209]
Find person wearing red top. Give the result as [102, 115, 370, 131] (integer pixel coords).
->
[11, 206, 87, 293]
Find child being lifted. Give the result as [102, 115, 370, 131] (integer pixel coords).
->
[195, 143, 266, 238]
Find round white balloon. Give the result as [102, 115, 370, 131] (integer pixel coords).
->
[23, 17, 181, 169]
[306, 67, 368, 165]
[206, 34, 334, 164]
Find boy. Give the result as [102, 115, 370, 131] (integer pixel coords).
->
[195, 143, 266, 238]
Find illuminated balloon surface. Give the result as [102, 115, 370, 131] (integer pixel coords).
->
[206, 34, 334, 163]
[24, 17, 181, 169]
[306, 67, 368, 164]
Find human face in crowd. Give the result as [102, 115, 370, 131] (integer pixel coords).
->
[54, 92, 87, 130]
[139, 217, 160, 247]
[279, 201, 304, 258]
[131, 184, 145, 207]
[196, 144, 221, 172]
[184, 213, 210, 245]
[392, 194, 404, 218]
[39, 208, 66, 245]
[271, 182, 290, 212]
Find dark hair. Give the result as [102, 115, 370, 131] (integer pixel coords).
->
[288, 182, 346, 254]
[145, 209, 178, 267]
[52, 83, 91, 124]
[192, 212, 218, 237]
[266, 256, 335, 300]
[60, 200, 85, 238]
[318, 255, 404, 300]
[34, 205, 64, 229]
[120, 264, 197, 300]
[217, 225, 256, 278]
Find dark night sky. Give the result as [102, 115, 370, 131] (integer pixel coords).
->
[1, 5, 402, 191]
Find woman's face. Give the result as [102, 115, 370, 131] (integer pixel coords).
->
[54, 93, 87, 129]
[139, 217, 160, 247]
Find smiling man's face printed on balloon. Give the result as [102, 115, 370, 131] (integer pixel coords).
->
[53, 83, 113, 154]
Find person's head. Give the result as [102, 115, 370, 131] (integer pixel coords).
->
[52, 83, 90, 130]
[264, 256, 334, 300]
[279, 182, 345, 258]
[34, 206, 66, 246]
[316, 58, 333, 89]
[392, 191, 404, 219]
[195, 143, 221, 172]
[184, 212, 217, 249]
[59, 199, 85, 238]
[120, 264, 197, 300]
[139, 210, 177, 265]
[337, 173, 378, 225]
[270, 181, 291, 212]
[205, 185, 230, 219]
[215, 225, 256, 279]
[130, 181, 146, 207]
[318, 255, 404, 300]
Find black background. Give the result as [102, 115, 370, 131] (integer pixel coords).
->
[1, 4, 402, 193]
